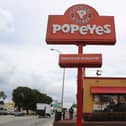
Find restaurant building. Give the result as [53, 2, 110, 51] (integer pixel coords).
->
[83, 77, 126, 121]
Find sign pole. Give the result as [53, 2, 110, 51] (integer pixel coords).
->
[77, 44, 83, 126]
[46, 3, 115, 126]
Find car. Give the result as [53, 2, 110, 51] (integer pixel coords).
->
[7, 110, 16, 115]
[0, 110, 8, 115]
[14, 111, 25, 116]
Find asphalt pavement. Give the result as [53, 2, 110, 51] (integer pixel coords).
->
[0, 115, 54, 126]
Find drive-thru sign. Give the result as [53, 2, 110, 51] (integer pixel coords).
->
[59, 54, 102, 68]
[46, 4, 116, 126]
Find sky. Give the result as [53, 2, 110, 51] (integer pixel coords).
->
[0, 0, 126, 107]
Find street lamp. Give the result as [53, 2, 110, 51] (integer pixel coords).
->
[50, 48, 65, 109]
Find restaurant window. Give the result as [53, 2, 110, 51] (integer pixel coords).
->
[93, 95, 126, 112]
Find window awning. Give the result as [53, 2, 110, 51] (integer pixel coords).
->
[91, 87, 126, 94]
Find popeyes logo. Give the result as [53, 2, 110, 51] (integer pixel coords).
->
[70, 5, 93, 25]
[46, 4, 116, 45]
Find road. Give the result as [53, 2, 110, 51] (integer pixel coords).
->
[0, 115, 54, 126]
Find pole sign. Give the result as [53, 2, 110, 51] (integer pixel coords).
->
[59, 54, 102, 68]
[46, 4, 116, 45]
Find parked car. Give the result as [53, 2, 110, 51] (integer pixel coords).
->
[14, 111, 25, 116]
[7, 110, 16, 115]
[0, 110, 8, 115]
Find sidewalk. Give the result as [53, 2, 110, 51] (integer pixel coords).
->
[44, 116, 54, 126]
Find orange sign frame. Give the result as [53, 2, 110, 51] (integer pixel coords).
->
[46, 4, 116, 45]
[59, 54, 102, 68]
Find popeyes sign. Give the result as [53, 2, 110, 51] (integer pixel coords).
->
[46, 4, 116, 45]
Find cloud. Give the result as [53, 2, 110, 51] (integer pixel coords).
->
[0, 8, 15, 42]
[0, 44, 78, 106]
[0, 8, 14, 33]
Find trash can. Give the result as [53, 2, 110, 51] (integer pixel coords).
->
[54, 111, 62, 121]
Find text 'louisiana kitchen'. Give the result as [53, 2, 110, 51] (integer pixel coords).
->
[52, 24, 111, 35]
